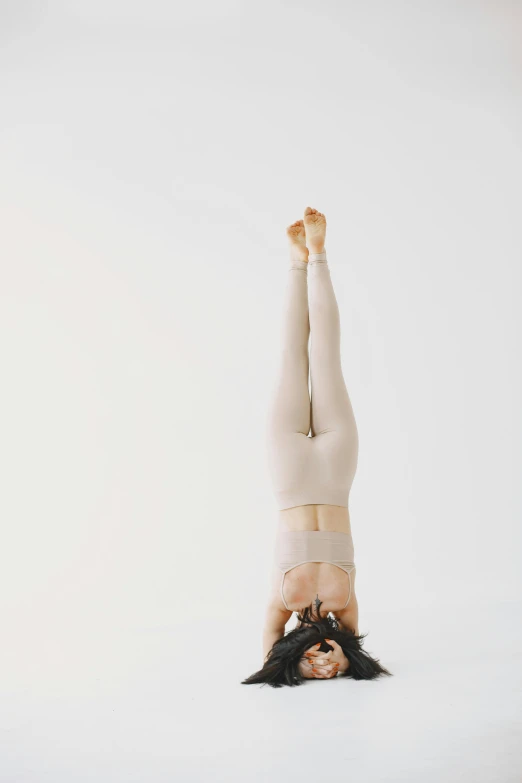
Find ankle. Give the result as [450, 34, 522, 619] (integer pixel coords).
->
[289, 258, 308, 271]
[289, 247, 309, 265]
[308, 249, 327, 264]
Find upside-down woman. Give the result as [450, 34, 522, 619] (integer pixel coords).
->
[242, 206, 391, 688]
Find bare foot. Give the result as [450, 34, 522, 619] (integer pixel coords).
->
[286, 219, 309, 264]
[303, 206, 326, 253]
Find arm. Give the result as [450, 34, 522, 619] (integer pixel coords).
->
[335, 592, 359, 636]
[262, 603, 293, 662]
[334, 593, 360, 673]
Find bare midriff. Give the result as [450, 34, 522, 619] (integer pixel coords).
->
[277, 503, 352, 535]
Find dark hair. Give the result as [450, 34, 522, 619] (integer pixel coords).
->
[242, 600, 392, 688]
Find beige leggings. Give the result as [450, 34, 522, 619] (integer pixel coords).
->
[266, 251, 359, 511]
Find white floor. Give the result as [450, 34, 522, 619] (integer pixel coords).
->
[1, 600, 521, 782]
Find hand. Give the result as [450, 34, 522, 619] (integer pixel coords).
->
[298, 640, 345, 679]
[299, 643, 337, 679]
[303, 639, 349, 678]
[298, 657, 320, 679]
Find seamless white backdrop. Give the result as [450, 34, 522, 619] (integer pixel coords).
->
[1, 2, 521, 781]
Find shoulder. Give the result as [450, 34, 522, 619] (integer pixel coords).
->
[265, 563, 290, 612]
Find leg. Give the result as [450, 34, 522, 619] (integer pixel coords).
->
[266, 257, 313, 509]
[308, 251, 358, 497]
[267, 258, 311, 438]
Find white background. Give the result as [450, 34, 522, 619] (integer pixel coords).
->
[1, 2, 521, 781]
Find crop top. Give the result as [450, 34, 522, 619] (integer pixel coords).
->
[274, 529, 355, 610]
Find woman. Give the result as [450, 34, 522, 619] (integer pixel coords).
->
[242, 207, 391, 687]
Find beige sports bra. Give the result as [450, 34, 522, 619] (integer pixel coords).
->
[275, 530, 356, 611]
